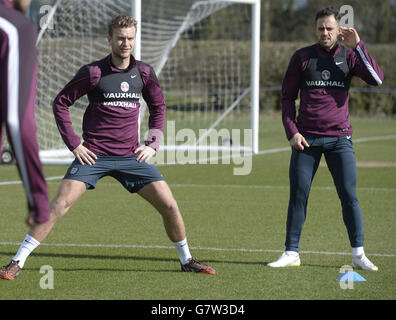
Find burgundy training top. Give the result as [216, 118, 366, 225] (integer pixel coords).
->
[53, 54, 166, 156]
[281, 41, 384, 140]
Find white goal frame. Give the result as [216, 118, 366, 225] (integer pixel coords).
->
[33, 0, 260, 164]
[134, 0, 260, 155]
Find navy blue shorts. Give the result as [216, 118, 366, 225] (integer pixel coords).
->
[63, 154, 164, 193]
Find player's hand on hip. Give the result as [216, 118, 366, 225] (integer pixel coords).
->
[290, 133, 310, 150]
[73, 144, 97, 165]
[135, 145, 156, 163]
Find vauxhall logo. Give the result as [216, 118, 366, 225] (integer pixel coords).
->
[305, 69, 345, 88]
[305, 70, 345, 88]
[103, 92, 142, 99]
[102, 81, 142, 99]
[305, 80, 345, 88]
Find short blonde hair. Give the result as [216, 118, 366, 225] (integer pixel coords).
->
[108, 15, 138, 36]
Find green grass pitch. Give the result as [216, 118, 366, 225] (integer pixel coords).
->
[0, 116, 395, 300]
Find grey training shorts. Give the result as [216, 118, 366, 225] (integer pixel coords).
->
[63, 154, 164, 193]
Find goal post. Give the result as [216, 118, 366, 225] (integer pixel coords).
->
[251, 0, 261, 154]
[217, 0, 260, 153]
[30, 0, 260, 164]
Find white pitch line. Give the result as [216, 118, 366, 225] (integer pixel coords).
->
[255, 134, 396, 156]
[353, 134, 396, 143]
[0, 134, 395, 187]
[0, 180, 22, 186]
[0, 241, 395, 258]
[1, 178, 395, 192]
[169, 184, 396, 192]
[0, 175, 64, 186]
[37, 181, 396, 192]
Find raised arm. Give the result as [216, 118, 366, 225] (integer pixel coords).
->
[341, 27, 384, 86]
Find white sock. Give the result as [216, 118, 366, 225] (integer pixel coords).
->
[13, 234, 40, 268]
[352, 246, 365, 257]
[174, 238, 192, 265]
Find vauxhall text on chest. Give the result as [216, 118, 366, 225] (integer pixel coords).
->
[302, 45, 352, 90]
[88, 65, 143, 109]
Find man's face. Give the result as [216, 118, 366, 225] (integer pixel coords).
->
[108, 26, 136, 59]
[315, 15, 340, 51]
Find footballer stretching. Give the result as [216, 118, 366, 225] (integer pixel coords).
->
[0, 15, 215, 280]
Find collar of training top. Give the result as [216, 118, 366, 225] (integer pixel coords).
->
[106, 54, 137, 73]
[316, 42, 341, 57]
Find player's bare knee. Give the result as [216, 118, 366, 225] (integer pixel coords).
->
[50, 197, 73, 219]
[159, 198, 179, 216]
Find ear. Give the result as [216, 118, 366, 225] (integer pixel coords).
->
[107, 35, 111, 44]
[338, 25, 343, 37]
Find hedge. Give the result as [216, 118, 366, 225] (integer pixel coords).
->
[165, 40, 396, 115]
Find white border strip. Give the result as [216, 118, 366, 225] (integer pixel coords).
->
[356, 45, 383, 86]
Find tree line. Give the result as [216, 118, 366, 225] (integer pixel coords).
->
[261, 0, 395, 44]
[197, 0, 395, 44]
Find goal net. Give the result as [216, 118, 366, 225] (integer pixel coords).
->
[15, 0, 260, 164]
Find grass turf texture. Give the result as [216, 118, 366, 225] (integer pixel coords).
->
[0, 116, 395, 300]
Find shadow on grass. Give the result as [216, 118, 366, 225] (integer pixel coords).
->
[0, 250, 340, 271]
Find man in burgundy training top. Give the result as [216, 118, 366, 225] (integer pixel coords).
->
[0, 15, 215, 280]
[0, 0, 49, 226]
[268, 7, 383, 270]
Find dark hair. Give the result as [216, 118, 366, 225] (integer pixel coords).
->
[315, 6, 341, 23]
